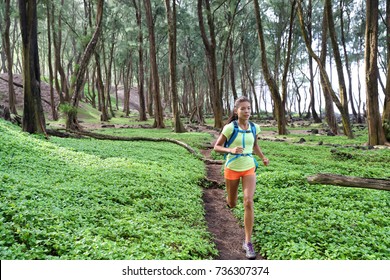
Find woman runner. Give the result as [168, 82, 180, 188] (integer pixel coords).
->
[214, 96, 269, 259]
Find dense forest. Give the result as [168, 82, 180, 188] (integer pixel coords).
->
[0, 0, 390, 143]
[1, 0, 390, 262]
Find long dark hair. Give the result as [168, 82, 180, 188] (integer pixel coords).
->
[225, 96, 251, 124]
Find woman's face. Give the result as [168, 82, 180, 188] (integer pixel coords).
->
[235, 101, 251, 120]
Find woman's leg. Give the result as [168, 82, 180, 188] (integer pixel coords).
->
[225, 178, 240, 208]
[242, 174, 256, 243]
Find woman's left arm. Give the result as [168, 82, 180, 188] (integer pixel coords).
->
[253, 136, 269, 166]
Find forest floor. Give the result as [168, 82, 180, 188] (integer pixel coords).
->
[0, 75, 306, 260]
[67, 122, 273, 259]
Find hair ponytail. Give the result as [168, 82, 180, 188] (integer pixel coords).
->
[225, 113, 238, 124]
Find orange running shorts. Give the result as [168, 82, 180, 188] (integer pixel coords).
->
[224, 167, 256, 180]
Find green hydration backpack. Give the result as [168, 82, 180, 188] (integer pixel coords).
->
[223, 120, 259, 170]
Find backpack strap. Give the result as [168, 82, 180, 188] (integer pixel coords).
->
[248, 121, 259, 171]
[249, 121, 256, 141]
[223, 121, 259, 171]
[225, 120, 254, 148]
[225, 153, 258, 169]
[224, 120, 239, 148]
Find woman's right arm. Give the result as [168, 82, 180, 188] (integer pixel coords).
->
[213, 134, 229, 154]
[214, 134, 242, 154]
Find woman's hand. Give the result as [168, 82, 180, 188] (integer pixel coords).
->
[230, 146, 244, 154]
[262, 157, 269, 166]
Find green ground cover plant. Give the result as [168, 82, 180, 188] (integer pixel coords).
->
[234, 137, 390, 259]
[0, 119, 217, 260]
[1, 117, 389, 260]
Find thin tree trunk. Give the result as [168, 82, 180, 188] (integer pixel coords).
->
[95, 50, 108, 122]
[197, 0, 222, 128]
[46, 1, 58, 120]
[281, 0, 296, 126]
[253, 0, 287, 135]
[113, 59, 119, 110]
[0, 19, 6, 73]
[147, 73, 153, 116]
[144, 0, 164, 128]
[123, 54, 131, 116]
[307, 0, 321, 123]
[66, 0, 104, 130]
[181, 69, 189, 116]
[133, 0, 147, 121]
[54, 0, 69, 102]
[51, 1, 64, 104]
[383, 0, 390, 141]
[165, 0, 186, 133]
[229, 38, 238, 101]
[340, 0, 357, 122]
[326, 0, 352, 136]
[297, 0, 353, 138]
[89, 65, 97, 108]
[104, 37, 116, 118]
[243, 48, 260, 119]
[2, 0, 17, 115]
[319, 1, 338, 135]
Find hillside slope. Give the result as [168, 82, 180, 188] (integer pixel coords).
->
[0, 73, 141, 121]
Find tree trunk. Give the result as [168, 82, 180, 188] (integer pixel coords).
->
[281, 0, 296, 126]
[53, 0, 69, 102]
[95, 50, 108, 122]
[0, 21, 6, 73]
[297, 0, 353, 138]
[383, 0, 390, 141]
[18, 0, 46, 135]
[253, 0, 287, 135]
[133, 0, 147, 121]
[123, 53, 131, 116]
[217, 3, 239, 107]
[243, 44, 260, 119]
[50, 1, 65, 104]
[113, 60, 119, 110]
[147, 73, 153, 116]
[365, 0, 385, 145]
[66, 0, 104, 130]
[188, 64, 204, 125]
[144, 0, 165, 128]
[90, 66, 97, 108]
[229, 38, 238, 101]
[2, 0, 17, 115]
[326, 0, 352, 136]
[197, 0, 223, 129]
[319, 1, 338, 135]
[356, 48, 364, 124]
[292, 75, 303, 118]
[307, 0, 321, 123]
[104, 37, 116, 118]
[165, 0, 186, 133]
[307, 173, 390, 192]
[46, 1, 58, 120]
[339, 1, 358, 122]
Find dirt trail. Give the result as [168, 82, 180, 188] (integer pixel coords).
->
[200, 127, 265, 260]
